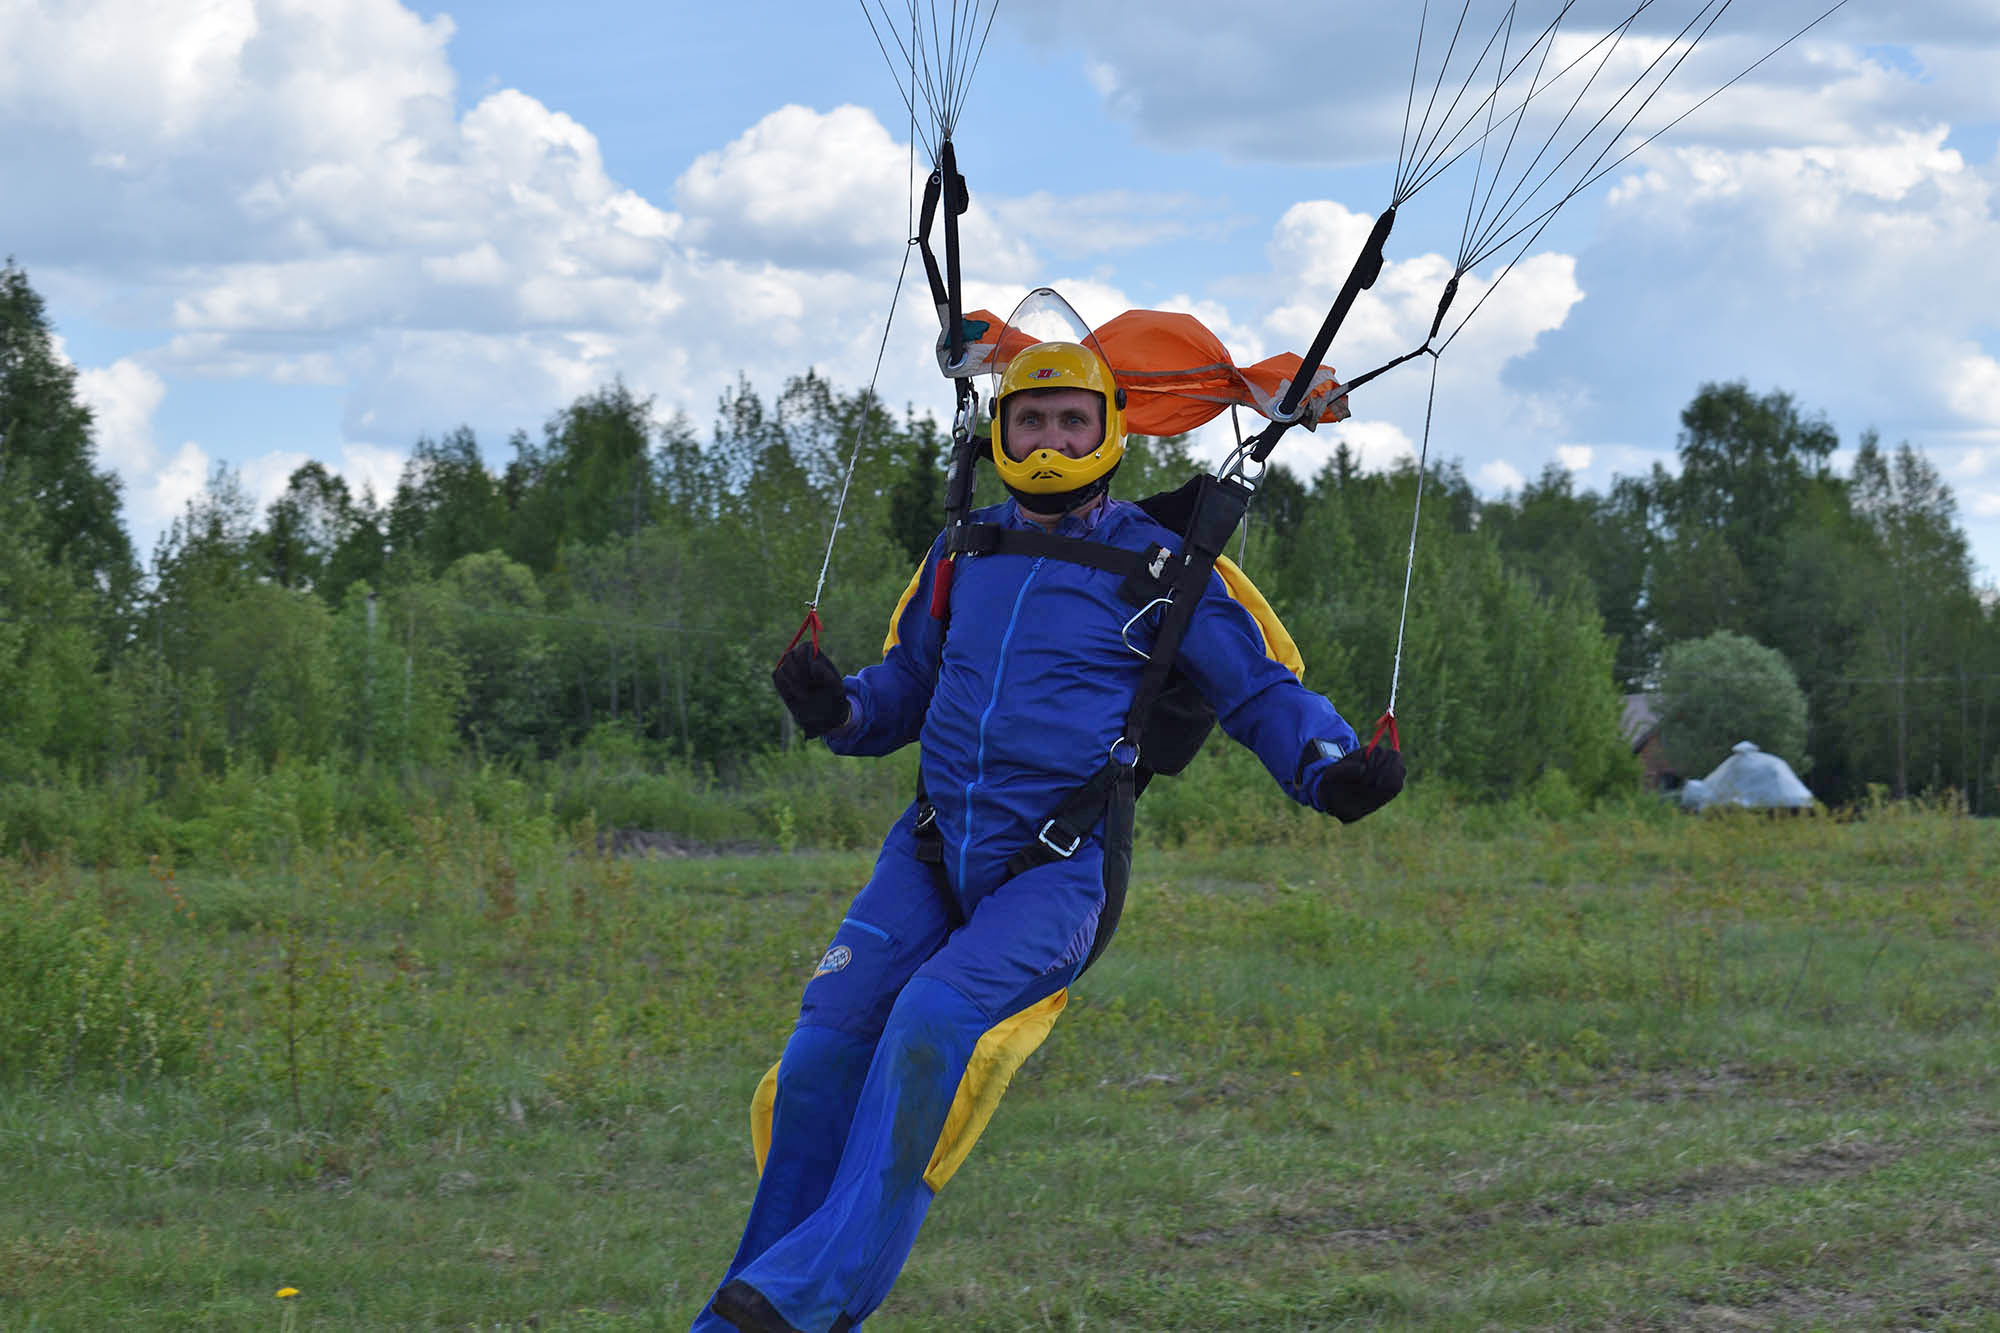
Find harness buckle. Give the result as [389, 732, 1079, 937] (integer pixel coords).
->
[1036, 819, 1083, 859]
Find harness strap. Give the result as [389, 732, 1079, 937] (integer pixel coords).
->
[946, 523, 1153, 578]
[1122, 473, 1252, 742]
[1001, 758, 1126, 879]
[917, 476, 1251, 981]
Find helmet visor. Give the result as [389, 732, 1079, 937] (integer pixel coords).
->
[988, 287, 1118, 406]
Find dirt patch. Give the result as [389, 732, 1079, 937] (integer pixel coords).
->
[594, 828, 770, 859]
[1685, 1287, 1883, 1331]
[1166, 1130, 1900, 1254]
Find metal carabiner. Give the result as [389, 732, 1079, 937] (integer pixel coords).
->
[1216, 441, 1267, 491]
[951, 384, 979, 444]
[1120, 595, 1171, 659]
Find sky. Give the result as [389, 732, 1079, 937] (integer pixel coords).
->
[6, 0, 2000, 585]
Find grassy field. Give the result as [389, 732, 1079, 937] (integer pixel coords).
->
[2, 794, 1997, 1330]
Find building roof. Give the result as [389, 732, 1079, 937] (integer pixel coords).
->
[1620, 694, 1660, 751]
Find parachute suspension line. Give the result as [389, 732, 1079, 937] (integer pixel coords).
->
[1461, 0, 1734, 273]
[805, 186, 919, 618]
[1458, 0, 1520, 264]
[1466, 0, 1851, 277]
[1396, 0, 1594, 207]
[1332, 0, 1850, 391]
[802, 14, 929, 623]
[1383, 352, 1442, 733]
[858, 0, 999, 164]
[860, 4, 935, 159]
[1395, 0, 1492, 205]
[1437, 0, 1851, 355]
[1396, 0, 1432, 197]
[1450, 8, 1637, 269]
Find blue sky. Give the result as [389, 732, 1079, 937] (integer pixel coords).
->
[7, 0, 2000, 585]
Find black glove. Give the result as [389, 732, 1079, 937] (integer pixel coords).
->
[773, 641, 851, 739]
[1316, 745, 1405, 824]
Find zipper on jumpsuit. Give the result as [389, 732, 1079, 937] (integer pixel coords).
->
[958, 556, 1044, 895]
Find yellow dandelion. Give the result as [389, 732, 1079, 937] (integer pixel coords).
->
[276, 1287, 300, 1299]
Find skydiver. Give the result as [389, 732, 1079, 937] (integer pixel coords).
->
[692, 338, 1404, 1333]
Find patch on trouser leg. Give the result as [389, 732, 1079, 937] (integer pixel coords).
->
[732, 977, 982, 1332]
[751, 987, 1066, 1193]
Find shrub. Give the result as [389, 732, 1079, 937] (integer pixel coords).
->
[0, 874, 209, 1085]
[1658, 629, 1808, 777]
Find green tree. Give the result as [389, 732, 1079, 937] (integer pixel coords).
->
[1650, 382, 1838, 650]
[256, 461, 385, 603]
[0, 491, 117, 775]
[388, 427, 505, 577]
[141, 468, 344, 766]
[333, 578, 465, 767]
[885, 414, 944, 567]
[502, 382, 658, 572]
[1484, 464, 1655, 688]
[0, 260, 135, 597]
[1657, 630, 1808, 779]
[439, 551, 560, 758]
[1847, 435, 1980, 798]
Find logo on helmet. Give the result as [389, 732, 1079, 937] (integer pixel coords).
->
[1027, 368, 1060, 380]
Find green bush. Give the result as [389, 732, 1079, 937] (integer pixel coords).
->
[0, 876, 209, 1085]
[1658, 629, 1809, 776]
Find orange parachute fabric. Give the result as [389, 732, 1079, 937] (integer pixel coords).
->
[956, 307, 1350, 435]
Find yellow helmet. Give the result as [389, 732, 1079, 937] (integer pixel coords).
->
[991, 340, 1128, 514]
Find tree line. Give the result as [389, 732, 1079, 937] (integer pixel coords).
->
[4, 259, 1997, 814]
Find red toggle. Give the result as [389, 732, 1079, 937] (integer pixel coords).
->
[928, 556, 956, 618]
[779, 606, 824, 666]
[1367, 710, 1400, 754]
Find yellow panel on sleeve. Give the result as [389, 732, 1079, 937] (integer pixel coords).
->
[881, 562, 926, 656]
[749, 987, 1068, 1194]
[1214, 554, 1305, 680]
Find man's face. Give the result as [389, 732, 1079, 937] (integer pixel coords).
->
[1003, 388, 1104, 461]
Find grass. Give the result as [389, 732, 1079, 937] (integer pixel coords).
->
[1, 792, 1996, 1330]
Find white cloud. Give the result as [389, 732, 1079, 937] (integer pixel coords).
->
[336, 441, 405, 503]
[986, 189, 1242, 260]
[74, 357, 167, 476]
[1329, 419, 1417, 475]
[999, 3, 1988, 166]
[13, 0, 2000, 589]
[676, 104, 911, 267]
[148, 442, 216, 536]
[70, 355, 207, 536]
[1943, 349, 2000, 426]
[240, 450, 311, 512]
[1478, 459, 1527, 493]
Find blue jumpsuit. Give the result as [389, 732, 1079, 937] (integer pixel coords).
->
[693, 498, 1360, 1332]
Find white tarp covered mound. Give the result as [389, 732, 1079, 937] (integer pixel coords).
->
[1680, 741, 1815, 812]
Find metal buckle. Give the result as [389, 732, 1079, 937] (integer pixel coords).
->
[1036, 819, 1082, 859]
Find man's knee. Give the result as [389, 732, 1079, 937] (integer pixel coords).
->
[775, 1023, 872, 1115]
